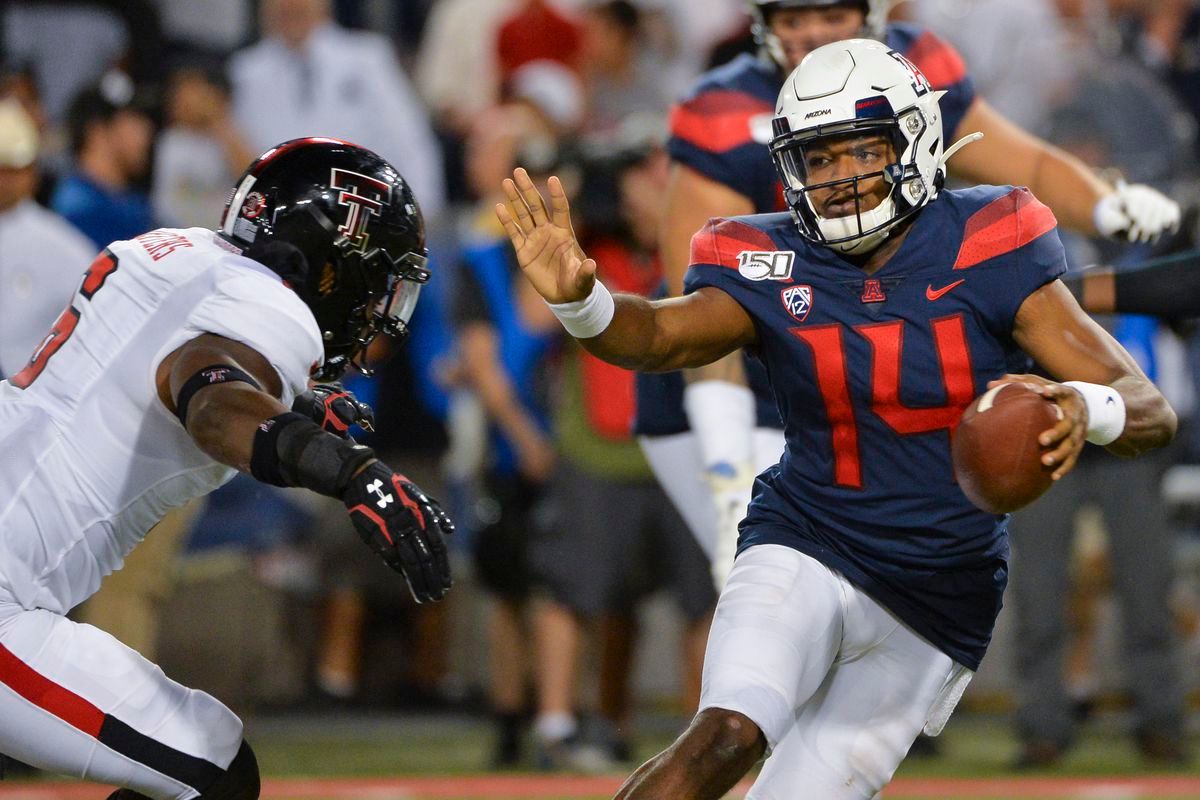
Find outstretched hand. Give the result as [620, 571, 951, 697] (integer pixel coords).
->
[496, 168, 596, 304]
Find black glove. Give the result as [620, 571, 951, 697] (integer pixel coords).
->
[342, 461, 454, 603]
[292, 383, 376, 437]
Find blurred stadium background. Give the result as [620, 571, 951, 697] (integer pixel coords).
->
[1, 0, 1199, 797]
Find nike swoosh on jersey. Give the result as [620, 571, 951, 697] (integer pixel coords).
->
[926, 279, 965, 301]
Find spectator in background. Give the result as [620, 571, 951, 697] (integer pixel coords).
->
[0, 64, 48, 137]
[415, 0, 520, 140]
[496, 0, 583, 83]
[2, 0, 164, 128]
[154, 0, 253, 55]
[414, 0, 522, 206]
[0, 98, 93, 379]
[152, 64, 254, 228]
[51, 72, 156, 248]
[433, 71, 580, 767]
[451, 138, 564, 767]
[577, 1, 673, 132]
[529, 127, 716, 771]
[229, 0, 446, 218]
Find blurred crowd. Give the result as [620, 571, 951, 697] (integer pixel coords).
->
[1, 0, 1199, 775]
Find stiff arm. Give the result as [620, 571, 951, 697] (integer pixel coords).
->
[495, 168, 756, 372]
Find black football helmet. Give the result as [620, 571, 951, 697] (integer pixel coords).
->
[218, 137, 430, 381]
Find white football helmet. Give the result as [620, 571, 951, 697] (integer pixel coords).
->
[749, 0, 889, 69]
[770, 39, 974, 255]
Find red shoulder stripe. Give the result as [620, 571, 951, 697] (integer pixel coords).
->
[906, 31, 967, 89]
[953, 188, 1058, 270]
[670, 90, 774, 153]
[690, 219, 777, 270]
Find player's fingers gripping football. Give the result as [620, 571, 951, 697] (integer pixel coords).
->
[342, 462, 453, 603]
[988, 374, 1086, 479]
[1038, 383, 1088, 479]
[292, 383, 376, 437]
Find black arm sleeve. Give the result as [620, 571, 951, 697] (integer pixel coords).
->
[1110, 252, 1200, 318]
[1065, 253, 1200, 320]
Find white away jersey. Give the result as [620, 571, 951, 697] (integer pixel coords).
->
[0, 228, 323, 613]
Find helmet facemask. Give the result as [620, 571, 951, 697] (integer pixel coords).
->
[770, 40, 957, 256]
[771, 108, 937, 255]
[308, 228, 429, 383]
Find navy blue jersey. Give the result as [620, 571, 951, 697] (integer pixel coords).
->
[635, 22, 978, 437]
[683, 185, 1066, 668]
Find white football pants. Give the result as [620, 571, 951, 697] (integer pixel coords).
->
[0, 588, 243, 799]
[700, 545, 972, 800]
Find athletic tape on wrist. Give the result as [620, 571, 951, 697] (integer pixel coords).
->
[1063, 380, 1127, 445]
[250, 411, 376, 496]
[175, 364, 261, 426]
[547, 280, 615, 339]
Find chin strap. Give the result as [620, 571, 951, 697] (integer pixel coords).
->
[939, 132, 984, 171]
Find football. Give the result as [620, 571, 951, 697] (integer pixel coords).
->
[952, 382, 1062, 514]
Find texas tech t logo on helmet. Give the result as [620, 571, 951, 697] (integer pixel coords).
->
[331, 168, 392, 252]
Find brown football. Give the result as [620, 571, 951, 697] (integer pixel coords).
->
[952, 382, 1062, 514]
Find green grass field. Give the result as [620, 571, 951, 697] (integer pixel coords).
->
[2, 712, 1197, 799]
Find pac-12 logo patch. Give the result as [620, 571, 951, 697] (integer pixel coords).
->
[738, 250, 794, 281]
[781, 284, 812, 322]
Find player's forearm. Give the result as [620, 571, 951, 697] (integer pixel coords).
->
[578, 293, 677, 371]
[187, 386, 290, 471]
[952, 100, 1110, 236]
[1025, 145, 1110, 236]
[579, 293, 732, 373]
[1066, 255, 1200, 318]
[1108, 374, 1177, 457]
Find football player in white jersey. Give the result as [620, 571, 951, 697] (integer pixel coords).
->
[0, 137, 454, 799]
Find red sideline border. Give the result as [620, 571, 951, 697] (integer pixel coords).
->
[1, 775, 1200, 799]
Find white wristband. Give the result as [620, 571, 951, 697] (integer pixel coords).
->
[547, 280, 615, 339]
[1063, 381, 1126, 445]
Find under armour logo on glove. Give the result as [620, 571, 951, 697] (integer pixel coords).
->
[367, 478, 394, 508]
[342, 461, 454, 603]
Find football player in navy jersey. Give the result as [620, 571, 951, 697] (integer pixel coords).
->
[497, 40, 1176, 800]
[638, 0, 1183, 593]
